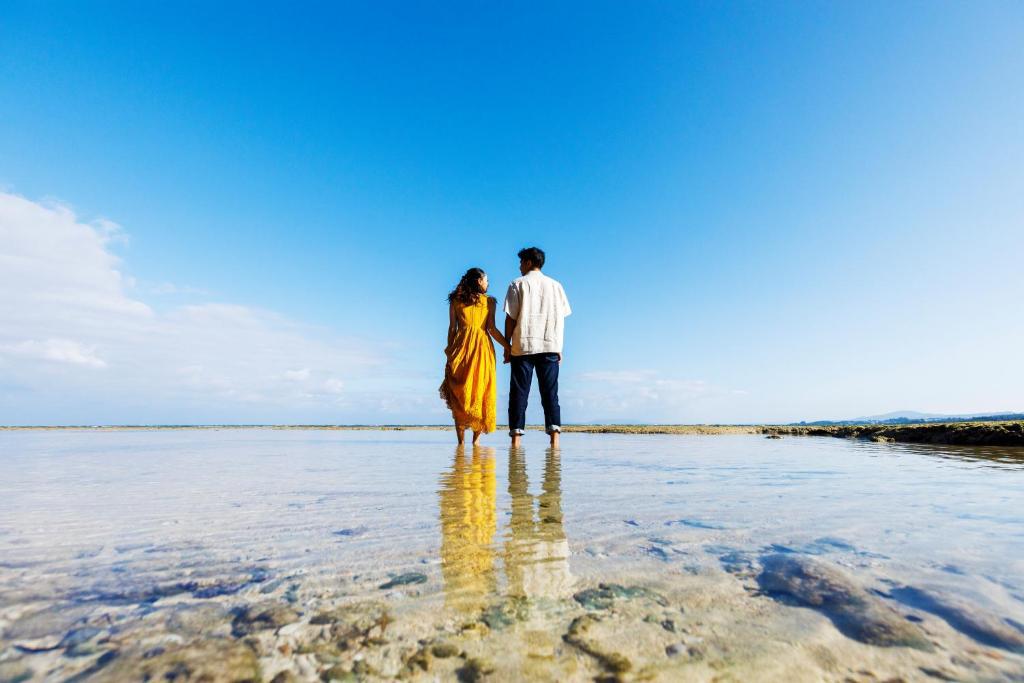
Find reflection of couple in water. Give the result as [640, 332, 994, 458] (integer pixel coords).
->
[439, 247, 571, 447]
[438, 446, 572, 614]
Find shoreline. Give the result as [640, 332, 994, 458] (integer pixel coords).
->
[2, 421, 1022, 446]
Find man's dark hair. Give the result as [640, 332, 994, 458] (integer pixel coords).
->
[517, 246, 545, 269]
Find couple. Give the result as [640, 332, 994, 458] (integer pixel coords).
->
[439, 247, 571, 448]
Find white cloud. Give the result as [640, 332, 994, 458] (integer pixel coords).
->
[0, 338, 107, 368]
[323, 378, 345, 394]
[143, 281, 210, 296]
[577, 370, 652, 383]
[0, 191, 394, 423]
[567, 370, 747, 423]
[283, 368, 312, 381]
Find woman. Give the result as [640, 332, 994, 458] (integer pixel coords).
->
[439, 268, 510, 445]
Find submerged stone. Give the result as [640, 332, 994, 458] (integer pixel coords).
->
[431, 641, 460, 658]
[769, 537, 886, 559]
[59, 626, 102, 648]
[404, 647, 432, 673]
[191, 582, 245, 598]
[481, 599, 528, 630]
[757, 553, 932, 650]
[309, 603, 392, 650]
[563, 615, 632, 675]
[54, 650, 119, 681]
[457, 657, 494, 682]
[667, 519, 727, 530]
[99, 640, 258, 682]
[573, 583, 669, 611]
[643, 545, 671, 561]
[719, 550, 757, 575]
[59, 626, 106, 657]
[0, 661, 33, 683]
[5, 604, 94, 643]
[231, 603, 300, 636]
[76, 582, 190, 605]
[574, 587, 616, 610]
[332, 527, 368, 538]
[378, 572, 427, 589]
[166, 604, 232, 637]
[890, 585, 1024, 653]
[321, 664, 357, 682]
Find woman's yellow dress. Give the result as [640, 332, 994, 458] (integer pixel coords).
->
[440, 296, 497, 433]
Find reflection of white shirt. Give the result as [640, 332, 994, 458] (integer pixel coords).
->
[503, 271, 572, 356]
[519, 539, 573, 600]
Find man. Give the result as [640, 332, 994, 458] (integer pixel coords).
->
[503, 247, 572, 448]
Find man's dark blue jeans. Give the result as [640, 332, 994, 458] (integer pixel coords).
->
[508, 352, 561, 436]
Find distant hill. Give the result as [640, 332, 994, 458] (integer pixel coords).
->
[793, 411, 1024, 426]
[853, 411, 951, 421]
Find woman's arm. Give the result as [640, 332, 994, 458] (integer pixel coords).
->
[445, 302, 458, 357]
[486, 298, 510, 352]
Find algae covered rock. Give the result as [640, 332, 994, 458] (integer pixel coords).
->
[378, 572, 427, 590]
[563, 615, 632, 675]
[97, 640, 259, 682]
[757, 553, 931, 649]
[890, 585, 1024, 652]
[456, 656, 494, 682]
[480, 597, 529, 630]
[431, 641, 461, 658]
[573, 583, 668, 611]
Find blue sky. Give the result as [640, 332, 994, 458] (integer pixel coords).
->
[1, 1, 1022, 425]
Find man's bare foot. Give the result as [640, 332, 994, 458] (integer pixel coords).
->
[472, 431, 482, 446]
[510, 434, 522, 449]
[549, 431, 560, 448]
[456, 427, 466, 445]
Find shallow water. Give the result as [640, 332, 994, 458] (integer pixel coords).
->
[1, 430, 1023, 681]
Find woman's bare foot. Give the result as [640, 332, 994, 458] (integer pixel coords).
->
[510, 434, 522, 449]
[549, 431, 560, 448]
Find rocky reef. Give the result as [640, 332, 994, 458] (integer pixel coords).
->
[566, 421, 1024, 446]
[763, 420, 1024, 446]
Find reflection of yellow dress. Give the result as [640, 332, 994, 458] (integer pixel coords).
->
[439, 296, 497, 433]
[439, 448, 497, 613]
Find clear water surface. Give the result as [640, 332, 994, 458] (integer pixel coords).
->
[1, 430, 1022, 681]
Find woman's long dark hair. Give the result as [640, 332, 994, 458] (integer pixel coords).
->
[448, 267, 486, 305]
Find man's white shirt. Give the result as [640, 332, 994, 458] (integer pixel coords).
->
[503, 270, 572, 356]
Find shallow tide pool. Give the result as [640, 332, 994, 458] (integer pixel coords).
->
[1, 430, 1023, 681]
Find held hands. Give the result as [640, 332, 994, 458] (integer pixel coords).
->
[498, 348, 560, 364]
